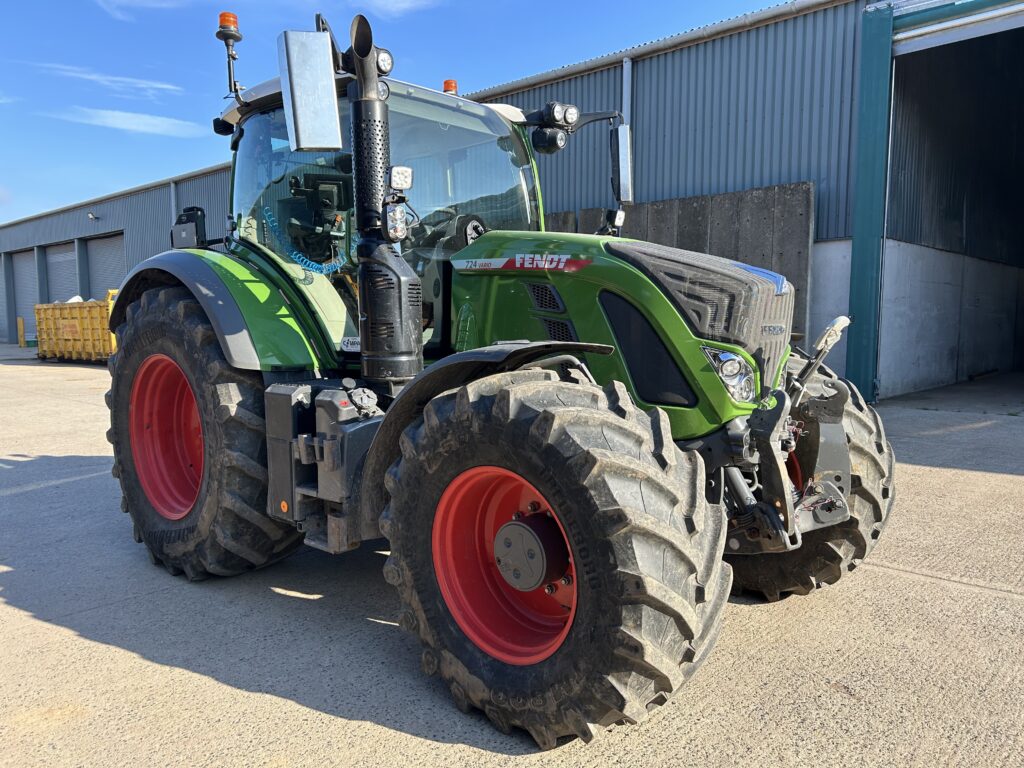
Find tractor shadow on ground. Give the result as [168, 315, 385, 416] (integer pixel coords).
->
[0, 454, 771, 754]
[0, 456, 502, 752]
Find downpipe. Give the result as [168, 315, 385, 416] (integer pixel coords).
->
[348, 15, 423, 396]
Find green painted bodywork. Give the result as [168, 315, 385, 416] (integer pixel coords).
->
[449, 230, 781, 439]
[205, 95, 789, 440]
[181, 244, 356, 371]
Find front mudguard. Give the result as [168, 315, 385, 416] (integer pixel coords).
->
[110, 249, 323, 373]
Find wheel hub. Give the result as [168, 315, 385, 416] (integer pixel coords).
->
[129, 353, 204, 521]
[494, 515, 569, 592]
[431, 465, 578, 665]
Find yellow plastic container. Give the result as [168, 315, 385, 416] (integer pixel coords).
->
[35, 290, 118, 363]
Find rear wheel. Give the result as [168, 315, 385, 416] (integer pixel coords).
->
[382, 369, 731, 748]
[107, 285, 303, 579]
[727, 354, 896, 601]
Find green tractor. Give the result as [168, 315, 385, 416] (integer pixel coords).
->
[106, 12, 895, 748]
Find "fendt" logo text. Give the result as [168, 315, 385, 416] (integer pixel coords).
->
[515, 254, 571, 270]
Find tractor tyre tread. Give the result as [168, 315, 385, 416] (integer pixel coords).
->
[381, 369, 730, 748]
[108, 285, 302, 579]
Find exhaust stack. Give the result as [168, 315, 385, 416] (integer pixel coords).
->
[347, 15, 423, 394]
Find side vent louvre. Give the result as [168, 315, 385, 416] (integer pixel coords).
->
[526, 282, 566, 313]
[542, 318, 577, 342]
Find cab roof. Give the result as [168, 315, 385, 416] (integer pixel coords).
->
[219, 74, 525, 126]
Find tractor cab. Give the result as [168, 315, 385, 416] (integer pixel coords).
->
[226, 76, 542, 353]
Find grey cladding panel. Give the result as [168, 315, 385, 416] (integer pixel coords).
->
[46, 242, 78, 302]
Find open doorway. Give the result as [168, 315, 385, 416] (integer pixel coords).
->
[877, 24, 1024, 399]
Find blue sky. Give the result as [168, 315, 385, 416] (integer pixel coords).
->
[0, 0, 769, 223]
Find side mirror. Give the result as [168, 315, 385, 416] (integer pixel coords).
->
[171, 207, 208, 249]
[277, 30, 343, 152]
[610, 124, 633, 205]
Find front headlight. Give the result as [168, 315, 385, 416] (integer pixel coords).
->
[703, 347, 757, 403]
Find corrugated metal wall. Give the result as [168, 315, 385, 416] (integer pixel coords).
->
[886, 26, 1024, 267]
[0, 165, 231, 319]
[176, 167, 230, 242]
[0, 164, 230, 271]
[491, 65, 623, 217]
[486, 1, 864, 241]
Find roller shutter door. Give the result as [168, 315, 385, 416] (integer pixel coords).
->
[86, 234, 126, 299]
[0, 265, 7, 341]
[13, 250, 38, 338]
[46, 242, 78, 302]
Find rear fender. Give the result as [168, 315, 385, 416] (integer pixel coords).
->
[110, 249, 320, 372]
[358, 341, 613, 529]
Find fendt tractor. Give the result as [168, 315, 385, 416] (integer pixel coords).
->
[106, 12, 896, 748]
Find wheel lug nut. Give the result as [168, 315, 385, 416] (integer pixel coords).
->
[512, 512, 522, 520]
[504, 538, 512, 548]
[544, 584, 556, 594]
[528, 501, 540, 512]
[512, 569, 521, 580]
[561, 575, 573, 586]
[527, 549, 535, 560]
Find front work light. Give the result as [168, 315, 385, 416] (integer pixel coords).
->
[703, 347, 757, 403]
[388, 165, 413, 191]
[384, 203, 408, 242]
[564, 105, 580, 125]
[376, 48, 394, 75]
[532, 127, 568, 154]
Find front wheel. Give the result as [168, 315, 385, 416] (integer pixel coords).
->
[726, 354, 896, 601]
[107, 285, 303, 579]
[381, 369, 731, 748]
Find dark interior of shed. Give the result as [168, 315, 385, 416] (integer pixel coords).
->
[884, 25, 1024, 385]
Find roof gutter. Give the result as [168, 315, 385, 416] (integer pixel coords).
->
[467, 0, 852, 101]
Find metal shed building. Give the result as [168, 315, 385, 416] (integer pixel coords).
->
[470, 0, 1024, 399]
[3, 0, 1023, 401]
[0, 163, 229, 341]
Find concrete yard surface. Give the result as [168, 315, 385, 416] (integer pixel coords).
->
[0, 347, 1022, 767]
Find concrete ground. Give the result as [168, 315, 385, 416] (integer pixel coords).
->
[1, 345, 1022, 767]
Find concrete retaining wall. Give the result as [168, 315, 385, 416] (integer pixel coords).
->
[549, 181, 815, 335]
[877, 240, 1024, 399]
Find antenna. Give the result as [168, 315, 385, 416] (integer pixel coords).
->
[216, 12, 245, 105]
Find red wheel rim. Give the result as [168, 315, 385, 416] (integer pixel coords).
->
[432, 466, 577, 665]
[129, 354, 204, 521]
[786, 451, 804, 491]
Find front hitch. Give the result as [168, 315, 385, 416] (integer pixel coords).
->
[726, 380, 854, 555]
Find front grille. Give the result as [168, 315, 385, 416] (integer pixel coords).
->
[604, 241, 795, 392]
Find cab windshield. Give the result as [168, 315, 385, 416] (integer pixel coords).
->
[231, 81, 540, 269]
